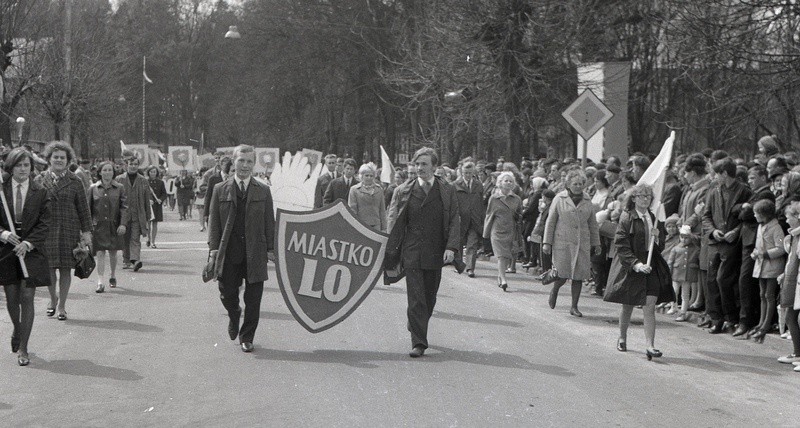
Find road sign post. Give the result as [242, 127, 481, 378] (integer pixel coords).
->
[562, 89, 614, 169]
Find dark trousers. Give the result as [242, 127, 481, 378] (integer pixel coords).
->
[706, 243, 741, 322]
[219, 261, 264, 343]
[406, 268, 442, 349]
[738, 245, 760, 327]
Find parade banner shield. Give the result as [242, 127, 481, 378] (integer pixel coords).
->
[275, 201, 388, 333]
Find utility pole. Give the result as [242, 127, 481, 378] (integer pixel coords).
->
[64, 0, 72, 145]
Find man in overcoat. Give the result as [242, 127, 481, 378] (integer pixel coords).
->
[208, 144, 274, 352]
[116, 157, 151, 271]
[453, 161, 484, 277]
[385, 147, 460, 358]
[679, 154, 712, 316]
[702, 158, 753, 333]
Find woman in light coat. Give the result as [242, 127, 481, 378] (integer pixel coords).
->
[483, 171, 522, 291]
[348, 164, 386, 232]
[543, 169, 600, 317]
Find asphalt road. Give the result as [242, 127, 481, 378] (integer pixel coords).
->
[1, 208, 799, 427]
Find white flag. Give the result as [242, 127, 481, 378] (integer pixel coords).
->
[380, 145, 395, 184]
[143, 56, 153, 84]
[636, 130, 675, 221]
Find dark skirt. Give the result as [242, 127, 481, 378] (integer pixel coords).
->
[150, 201, 163, 223]
[93, 221, 124, 251]
[0, 247, 52, 287]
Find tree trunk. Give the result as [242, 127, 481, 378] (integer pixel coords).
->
[0, 104, 11, 148]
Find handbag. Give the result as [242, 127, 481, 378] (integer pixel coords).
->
[202, 251, 216, 283]
[74, 252, 96, 279]
[537, 267, 559, 285]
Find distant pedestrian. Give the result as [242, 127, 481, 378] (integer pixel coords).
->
[484, 171, 522, 291]
[348, 164, 386, 232]
[88, 161, 128, 293]
[116, 157, 150, 272]
[176, 169, 195, 220]
[146, 166, 166, 248]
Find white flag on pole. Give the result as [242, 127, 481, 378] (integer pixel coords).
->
[380, 145, 395, 184]
[636, 130, 675, 222]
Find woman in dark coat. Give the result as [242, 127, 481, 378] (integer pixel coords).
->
[88, 161, 128, 293]
[483, 171, 523, 291]
[35, 141, 92, 321]
[146, 166, 166, 247]
[604, 184, 675, 360]
[176, 169, 195, 220]
[0, 148, 52, 366]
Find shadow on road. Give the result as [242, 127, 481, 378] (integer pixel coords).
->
[432, 310, 524, 328]
[259, 311, 295, 321]
[659, 355, 779, 376]
[111, 288, 182, 298]
[28, 357, 144, 381]
[253, 346, 574, 376]
[0, 403, 12, 410]
[65, 319, 164, 333]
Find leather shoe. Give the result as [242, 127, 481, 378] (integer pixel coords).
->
[409, 346, 425, 358]
[241, 342, 254, 353]
[228, 320, 239, 341]
[707, 321, 725, 334]
[697, 318, 712, 328]
[467, 270, 475, 278]
[11, 334, 20, 353]
[732, 325, 749, 337]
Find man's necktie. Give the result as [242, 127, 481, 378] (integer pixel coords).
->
[15, 184, 23, 220]
[422, 181, 431, 195]
[239, 181, 246, 195]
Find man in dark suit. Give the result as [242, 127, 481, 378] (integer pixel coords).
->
[386, 147, 460, 358]
[314, 154, 338, 208]
[323, 158, 358, 205]
[702, 157, 753, 334]
[203, 156, 231, 225]
[453, 161, 484, 278]
[208, 145, 275, 353]
[733, 165, 775, 336]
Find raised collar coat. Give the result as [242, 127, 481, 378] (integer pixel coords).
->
[207, 177, 275, 284]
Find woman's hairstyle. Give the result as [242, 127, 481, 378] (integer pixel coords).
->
[43, 140, 76, 165]
[753, 199, 776, 221]
[565, 169, 587, 186]
[358, 163, 376, 176]
[781, 172, 800, 203]
[145, 165, 161, 179]
[758, 135, 780, 158]
[395, 170, 407, 180]
[624, 183, 654, 211]
[594, 170, 609, 188]
[495, 171, 516, 187]
[95, 161, 115, 181]
[621, 170, 637, 185]
[3, 147, 35, 174]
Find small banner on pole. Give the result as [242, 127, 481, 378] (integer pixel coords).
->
[168, 146, 197, 175]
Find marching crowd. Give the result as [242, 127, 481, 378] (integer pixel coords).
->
[2, 136, 800, 368]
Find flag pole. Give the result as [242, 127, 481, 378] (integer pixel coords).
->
[142, 56, 147, 145]
[0, 175, 29, 278]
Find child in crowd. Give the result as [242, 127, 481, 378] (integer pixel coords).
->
[531, 189, 556, 273]
[777, 202, 800, 367]
[668, 225, 698, 322]
[750, 199, 787, 343]
[662, 214, 681, 314]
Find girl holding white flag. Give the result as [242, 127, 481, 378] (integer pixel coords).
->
[604, 184, 675, 360]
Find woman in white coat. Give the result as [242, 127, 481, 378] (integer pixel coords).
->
[543, 169, 600, 317]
